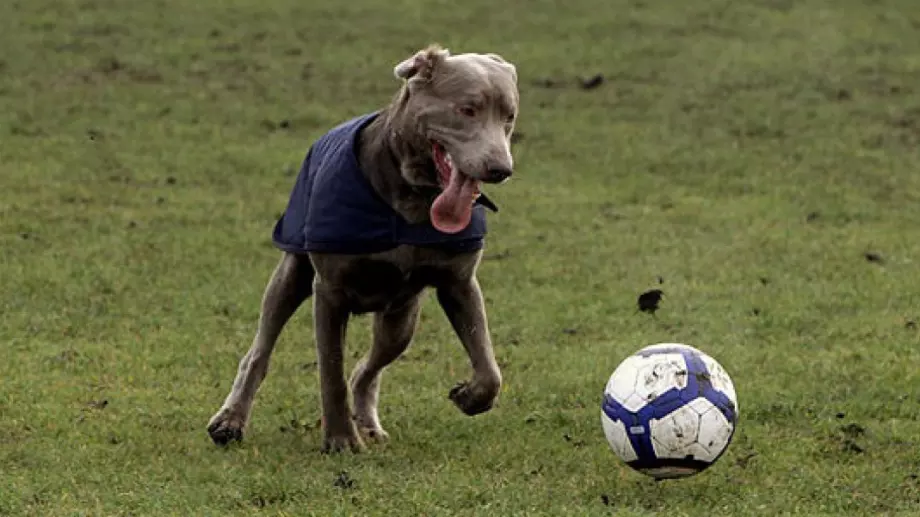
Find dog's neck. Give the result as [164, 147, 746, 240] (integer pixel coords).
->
[356, 104, 437, 225]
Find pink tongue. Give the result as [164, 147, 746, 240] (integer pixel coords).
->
[431, 165, 479, 234]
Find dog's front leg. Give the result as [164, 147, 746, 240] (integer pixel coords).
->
[436, 277, 502, 416]
[313, 286, 364, 453]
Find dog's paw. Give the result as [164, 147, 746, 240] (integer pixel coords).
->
[207, 409, 246, 446]
[352, 411, 389, 444]
[448, 381, 496, 416]
[357, 425, 390, 443]
[322, 431, 366, 454]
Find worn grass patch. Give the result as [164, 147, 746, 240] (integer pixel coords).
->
[2, 0, 920, 515]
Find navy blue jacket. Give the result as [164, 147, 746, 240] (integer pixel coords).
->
[272, 112, 490, 255]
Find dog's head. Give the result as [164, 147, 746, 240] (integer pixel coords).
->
[390, 44, 519, 233]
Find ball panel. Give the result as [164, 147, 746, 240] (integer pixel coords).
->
[700, 355, 738, 411]
[646, 388, 691, 419]
[686, 396, 717, 415]
[605, 358, 640, 407]
[600, 412, 638, 462]
[648, 403, 701, 458]
[632, 353, 689, 404]
[602, 393, 658, 464]
[622, 392, 647, 413]
[698, 406, 735, 459]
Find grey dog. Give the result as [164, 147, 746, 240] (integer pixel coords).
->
[206, 44, 520, 452]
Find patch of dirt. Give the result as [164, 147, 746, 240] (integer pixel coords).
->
[837, 422, 867, 454]
[531, 74, 606, 91]
[260, 119, 293, 131]
[864, 251, 884, 264]
[531, 77, 566, 89]
[73, 23, 129, 38]
[729, 124, 786, 140]
[249, 492, 294, 508]
[333, 471, 355, 489]
[562, 433, 585, 447]
[52, 349, 79, 363]
[840, 423, 865, 438]
[831, 88, 852, 101]
[9, 123, 45, 137]
[96, 56, 154, 80]
[842, 440, 864, 454]
[734, 451, 758, 469]
[578, 74, 604, 90]
[58, 56, 162, 86]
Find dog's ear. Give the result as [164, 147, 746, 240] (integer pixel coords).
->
[394, 44, 450, 81]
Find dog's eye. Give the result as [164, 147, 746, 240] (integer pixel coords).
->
[457, 106, 477, 118]
[505, 113, 516, 124]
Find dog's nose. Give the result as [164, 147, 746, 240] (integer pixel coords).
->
[485, 167, 513, 183]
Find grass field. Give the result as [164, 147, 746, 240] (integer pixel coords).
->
[3, 0, 920, 515]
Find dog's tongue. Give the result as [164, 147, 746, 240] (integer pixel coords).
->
[431, 161, 480, 234]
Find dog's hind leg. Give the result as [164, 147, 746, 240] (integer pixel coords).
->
[437, 276, 502, 416]
[207, 252, 315, 446]
[349, 295, 423, 442]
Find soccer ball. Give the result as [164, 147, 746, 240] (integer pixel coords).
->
[600, 343, 738, 480]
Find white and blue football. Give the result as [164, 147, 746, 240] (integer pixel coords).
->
[600, 343, 738, 480]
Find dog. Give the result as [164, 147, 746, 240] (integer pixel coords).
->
[206, 44, 520, 453]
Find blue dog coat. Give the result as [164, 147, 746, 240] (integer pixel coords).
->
[272, 112, 493, 255]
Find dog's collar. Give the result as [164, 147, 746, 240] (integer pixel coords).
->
[476, 193, 499, 213]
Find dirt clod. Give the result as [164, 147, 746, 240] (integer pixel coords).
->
[864, 251, 884, 264]
[334, 471, 355, 489]
[637, 289, 663, 314]
[579, 74, 604, 90]
[87, 399, 108, 409]
[840, 423, 865, 437]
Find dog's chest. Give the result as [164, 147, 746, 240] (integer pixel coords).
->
[335, 258, 454, 313]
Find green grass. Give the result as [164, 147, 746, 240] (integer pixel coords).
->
[3, 0, 920, 515]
